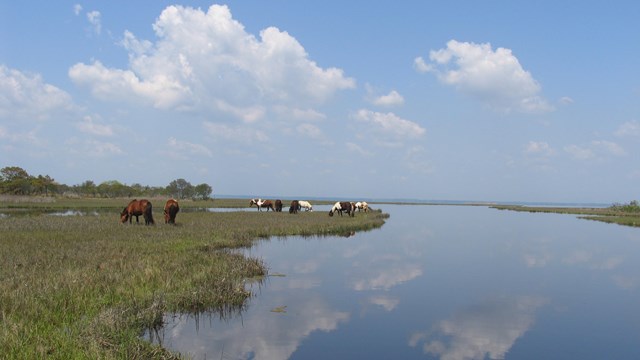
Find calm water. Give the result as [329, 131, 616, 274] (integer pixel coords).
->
[147, 205, 640, 359]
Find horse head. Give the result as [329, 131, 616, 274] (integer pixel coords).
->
[120, 208, 130, 223]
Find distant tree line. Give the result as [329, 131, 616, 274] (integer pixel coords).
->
[610, 200, 640, 213]
[0, 166, 213, 200]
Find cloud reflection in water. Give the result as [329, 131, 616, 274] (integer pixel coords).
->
[410, 296, 548, 360]
[154, 294, 349, 359]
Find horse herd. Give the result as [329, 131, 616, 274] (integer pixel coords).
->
[120, 198, 179, 225]
[250, 198, 369, 217]
[248, 198, 315, 213]
[120, 198, 369, 225]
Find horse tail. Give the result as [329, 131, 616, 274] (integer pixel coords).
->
[145, 201, 155, 225]
[169, 203, 179, 224]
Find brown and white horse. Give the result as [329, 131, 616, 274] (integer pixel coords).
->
[164, 198, 180, 224]
[355, 201, 369, 212]
[328, 201, 354, 217]
[121, 199, 154, 225]
[249, 198, 262, 209]
[249, 198, 275, 211]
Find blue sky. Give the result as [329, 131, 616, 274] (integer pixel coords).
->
[1, 1, 639, 203]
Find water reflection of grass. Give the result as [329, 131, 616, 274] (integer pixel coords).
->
[0, 199, 388, 358]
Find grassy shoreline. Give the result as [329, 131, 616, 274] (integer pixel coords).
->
[0, 197, 389, 359]
[491, 204, 640, 227]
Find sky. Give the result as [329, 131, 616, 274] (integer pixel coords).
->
[1, 1, 639, 203]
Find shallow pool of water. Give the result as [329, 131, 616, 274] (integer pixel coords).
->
[146, 205, 640, 359]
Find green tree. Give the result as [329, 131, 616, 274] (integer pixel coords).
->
[79, 180, 97, 197]
[130, 183, 145, 197]
[1, 166, 30, 182]
[33, 175, 57, 195]
[194, 183, 213, 200]
[97, 180, 131, 198]
[166, 178, 194, 199]
[0, 166, 32, 194]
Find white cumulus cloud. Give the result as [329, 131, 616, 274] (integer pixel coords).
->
[69, 60, 192, 110]
[371, 90, 405, 107]
[416, 40, 553, 114]
[69, 4, 355, 120]
[0, 65, 74, 121]
[353, 109, 425, 139]
[413, 56, 433, 73]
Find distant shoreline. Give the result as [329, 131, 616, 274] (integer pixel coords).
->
[214, 194, 610, 209]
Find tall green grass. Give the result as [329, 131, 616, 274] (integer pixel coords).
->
[0, 202, 388, 359]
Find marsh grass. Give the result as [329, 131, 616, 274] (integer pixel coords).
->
[0, 200, 388, 359]
[491, 205, 640, 228]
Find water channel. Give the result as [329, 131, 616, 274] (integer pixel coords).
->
[147, 204, 640, 359]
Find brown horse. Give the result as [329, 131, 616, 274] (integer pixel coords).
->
[121, 199, 154, 225]
[275, 199, 283, 212]
[289, 200, 301, 214]
[164, 198, 180, 224]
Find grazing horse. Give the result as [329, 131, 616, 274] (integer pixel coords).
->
[121, 199, 154, 225]
[275, 199, 283, 212]
[164, 198, 180, 224]
[289, 200, 301, 214]
[355, 201, 369, 212]
[298, 200, 313, 212]
[329, 201, 354, 217]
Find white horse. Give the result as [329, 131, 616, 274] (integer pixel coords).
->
[355, 201, 369, 212]
[298, 200, 313, 211]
